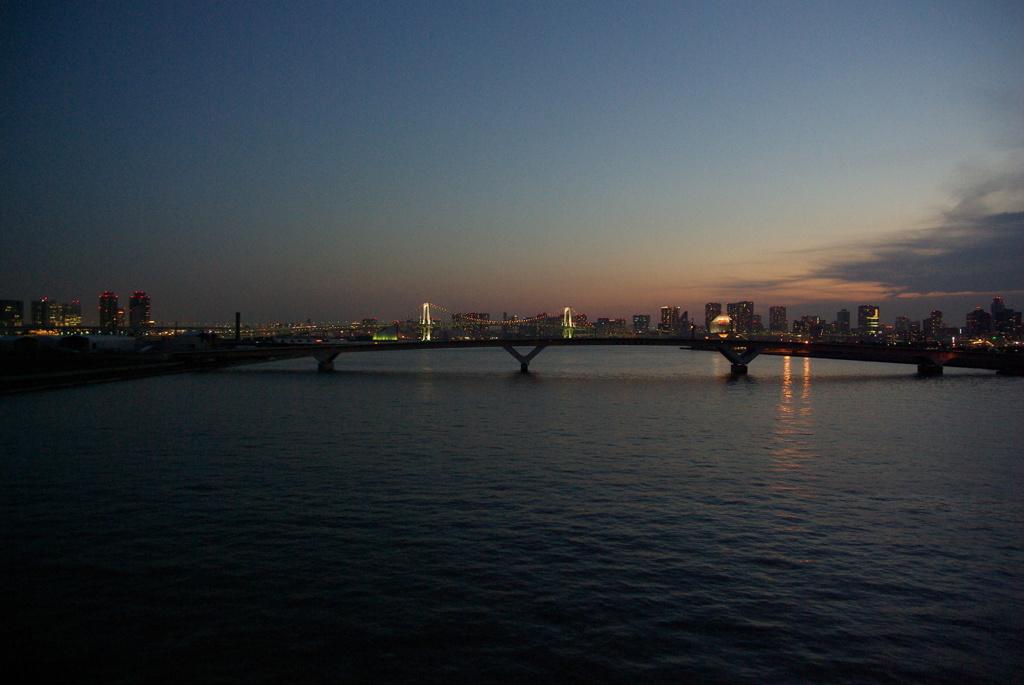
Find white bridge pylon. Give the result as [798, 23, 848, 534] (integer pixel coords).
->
[420, 302, 432, 341]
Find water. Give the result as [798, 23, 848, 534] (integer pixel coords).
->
[2, 348, 1022, 683]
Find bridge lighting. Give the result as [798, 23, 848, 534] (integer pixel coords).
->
[420, 302, 432, 341]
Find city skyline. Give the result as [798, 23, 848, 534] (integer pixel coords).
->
[2, 2, 1022, 323]
[1, 289, 1018, 336]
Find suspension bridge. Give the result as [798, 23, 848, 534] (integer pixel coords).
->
[404, 302, 590, 341]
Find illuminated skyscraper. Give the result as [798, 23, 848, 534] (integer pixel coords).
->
[632, 314, 650, 330]
[63, 301, 82, 327]
[768, 305, 787, 333]
[31, 298, 54, 328]
[995, 309, 1021, 339]
[98, 291, 118, 332]
[894, 316, 914, 342]
[30, 298, 81, 328]
[793, 314, 822, 337]
[924, 310, 943, 340]
[966, 307, 991, 336]
[129, 291, 151, 332]
[660, 306, 680, 332]
[727, 301, 754, 336]
[0, 299, 23, 332]
[990, 298, 1020, 339]
[704, 303, 721, 331]
[56, 302, 79, 327]
[857, 305, 879, 335]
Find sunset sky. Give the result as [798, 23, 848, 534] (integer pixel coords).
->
[2, 0, 1022, 325]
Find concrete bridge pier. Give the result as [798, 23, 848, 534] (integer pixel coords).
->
[915, 353, 951, 376]
[502, 344, 549, 373]
[713, 344, 761, 375]
[314, 351, 339, 372]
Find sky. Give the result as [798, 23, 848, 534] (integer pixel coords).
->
[2, 0, 1022, 326]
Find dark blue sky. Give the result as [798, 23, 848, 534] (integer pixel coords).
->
[2, 0, 1022, 325]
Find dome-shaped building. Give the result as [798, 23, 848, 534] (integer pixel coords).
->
[709, 314, 733, 336]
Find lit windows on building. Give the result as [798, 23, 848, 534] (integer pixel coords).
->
[966, 307, 991, 337]
[793, 314, 822, 338]
[31, 298, 53, 328]
[98, 291, 119, 331]
[64, 301, 82, 327]
[768, 305, 787, 333]
[704, 302, 721, 331]
[28, 298, 80, 329]
[726, 301, 754, 336]
[129, 291, 152, 332]
[659, 306, 680, 332]
[0, 299, 23, 331]
[857, 305, 879, 335]
[924, 310, 943, 340]
[990, 298, 1021, 339]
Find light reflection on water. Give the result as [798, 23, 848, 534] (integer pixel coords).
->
[771, 355, 814, 471]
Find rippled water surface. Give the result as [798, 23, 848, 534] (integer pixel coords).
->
[3, 349, 1022, 683]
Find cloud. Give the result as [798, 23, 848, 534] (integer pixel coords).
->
[819, 210, 1023, 296]
[722, 156, 1024, 302]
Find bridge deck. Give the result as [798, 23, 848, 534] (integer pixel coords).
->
[168, 338, 1024, 374]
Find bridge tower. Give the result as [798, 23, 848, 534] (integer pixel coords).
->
[563, 307, 573, 339]
[420, 302, 432, 341]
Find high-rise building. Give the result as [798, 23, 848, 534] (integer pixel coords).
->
[595, 318, 628, 337]
[30, 298, 81, 328]
[65, 301, 82, 327]
[129, 291, 151, 332]
[660, 306, 680, 332]
[835, 309, 851, 335]
[966, 307, 991, 336]
[768, 305, 787, 333]
[893, 316, 923, 342]
[857, 305, 880, 335]
[0, 299, 23, 332]
[793, 314, 822, 337]
[98, 291, 119, 332]
[727, 301, 754, 336]
[924, 310, 943, 340]
[995, 309, 1021, 339]
[632, 314, 651, 331]
[31, 298, 53, 328]
[704, 303, 721, 331]
[989, 297, 1020, 339]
